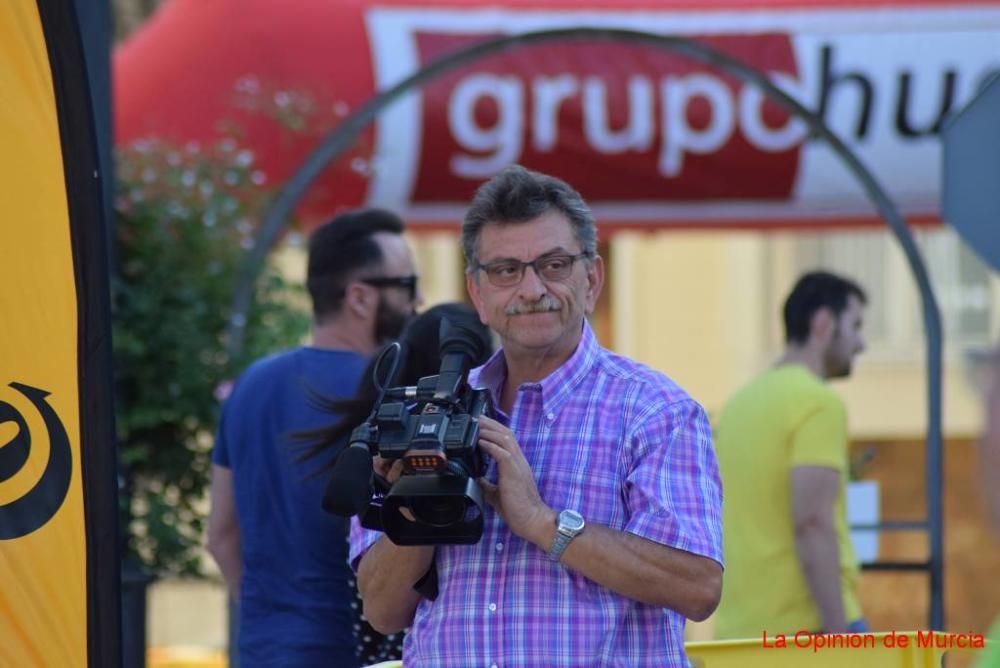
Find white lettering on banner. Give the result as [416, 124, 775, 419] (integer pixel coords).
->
[740, 72, 808, 152]
[448, 71, 794, 180]
[365, 6, 1000, 221]
[661, 73, 735, 177]
[583, 76, 654, 153]
[533, 75, 577, 151]
[448, 74, 523, 177]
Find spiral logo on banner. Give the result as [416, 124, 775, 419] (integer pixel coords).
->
[0, 382, 72, 539]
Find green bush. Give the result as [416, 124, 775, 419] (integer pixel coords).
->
[113, 138, 310, 575]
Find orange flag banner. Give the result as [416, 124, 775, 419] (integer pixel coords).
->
[0, 1, 119, 666]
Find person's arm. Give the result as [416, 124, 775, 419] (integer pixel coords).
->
[356, 538, 435, 633]
[207, 464, 242, 599]
[531, 512, 721, 619]
[476, 415, 722, 620]
[354, 456, 436, 634]
[791, 466, 847, 633]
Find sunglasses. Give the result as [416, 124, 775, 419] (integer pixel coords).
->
[360, 274, 419, 301]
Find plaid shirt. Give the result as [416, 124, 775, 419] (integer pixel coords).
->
[350, 321, 723, 667]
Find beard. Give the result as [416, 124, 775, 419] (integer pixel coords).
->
[823, 324, 856, 379]
[374, 296, 413, 344]
[823, 344, 853, 379]
[825, 357, 852, 379]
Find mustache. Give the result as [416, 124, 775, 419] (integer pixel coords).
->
[505, 295, 562, 316]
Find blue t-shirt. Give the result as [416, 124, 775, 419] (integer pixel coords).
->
[213, 347, 367, 667]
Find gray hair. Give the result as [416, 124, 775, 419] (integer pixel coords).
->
[461, 165, 597, 269]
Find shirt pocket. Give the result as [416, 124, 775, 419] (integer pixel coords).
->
[537, 465, 625, 531]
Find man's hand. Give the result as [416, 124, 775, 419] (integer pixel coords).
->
[373, 455, 405, 483]
[476, 416, 556, 547]
[373, 456, 416, 521]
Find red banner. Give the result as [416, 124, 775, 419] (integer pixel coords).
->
[114, 0, 1000, 229]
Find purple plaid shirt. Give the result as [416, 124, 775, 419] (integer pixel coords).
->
[350, 321, 723, 667]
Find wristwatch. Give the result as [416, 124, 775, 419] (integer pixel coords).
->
[547, 509, 585, 561]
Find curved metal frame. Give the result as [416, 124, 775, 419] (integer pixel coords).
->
[227, 26, 945, 629]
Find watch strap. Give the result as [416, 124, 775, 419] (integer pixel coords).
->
[547, 529, 575, 561]
[547, 510, 584, 561]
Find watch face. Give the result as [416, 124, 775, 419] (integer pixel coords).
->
[560, 510, 585, 532]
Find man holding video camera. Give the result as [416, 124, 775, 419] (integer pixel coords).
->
[350, 165, 723, 667]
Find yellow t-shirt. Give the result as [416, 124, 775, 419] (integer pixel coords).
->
[712, 365, 861, 639]
[976, 616, 1000, 667]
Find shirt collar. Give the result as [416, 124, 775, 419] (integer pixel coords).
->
[471, 319, 600, 419]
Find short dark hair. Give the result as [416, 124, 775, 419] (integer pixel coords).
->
[783, 271, 868, 344]
[461, 165, 597, 268]
[306, 208, 405, 321]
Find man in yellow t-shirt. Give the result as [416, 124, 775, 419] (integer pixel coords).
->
[714, 271, 868, 639]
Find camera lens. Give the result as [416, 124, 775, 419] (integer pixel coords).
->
[408, 496, 465, 527]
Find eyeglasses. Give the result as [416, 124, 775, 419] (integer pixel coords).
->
[360, 274, 419, 301]
[473, 252, 591, 288]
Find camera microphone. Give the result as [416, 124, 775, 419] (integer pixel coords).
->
[322, 425, 376, 518]
[433, 317, 489, 401]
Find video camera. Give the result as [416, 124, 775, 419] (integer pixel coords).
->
[322, 318, 492, 545]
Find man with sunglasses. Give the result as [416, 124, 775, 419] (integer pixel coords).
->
[208, 208, 421, 667]
[351, 166, 724, 667]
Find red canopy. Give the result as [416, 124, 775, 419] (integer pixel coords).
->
[114, 0, 1000, 230]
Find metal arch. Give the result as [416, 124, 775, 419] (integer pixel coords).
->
[227, 26, 945, 629]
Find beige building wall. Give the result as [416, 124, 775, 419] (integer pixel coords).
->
[612, 231, 768, 421]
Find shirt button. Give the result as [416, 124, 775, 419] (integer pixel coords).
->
[488, 602, 497, 612]
[495, 542, 503, 551]
[490, 664, 499, 668]
[546, 412, 555, 420]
